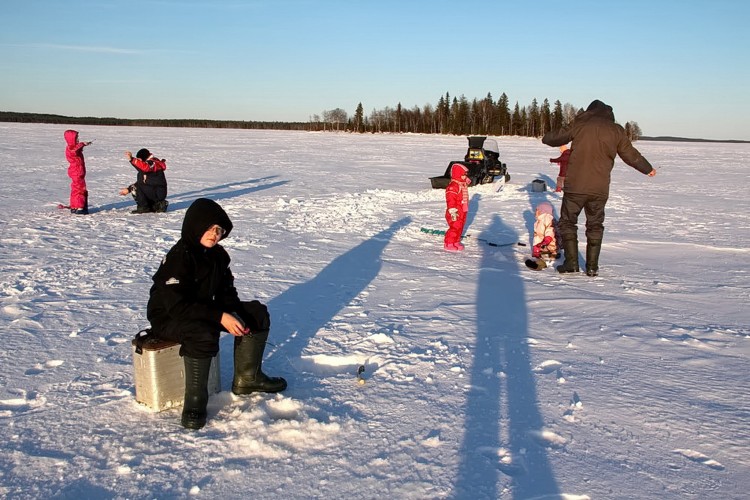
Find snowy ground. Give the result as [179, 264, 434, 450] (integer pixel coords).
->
[1, 123, 748, 499]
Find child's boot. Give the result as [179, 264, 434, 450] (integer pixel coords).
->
[181, 356, 212, 430]
[232, 330, 287, 395]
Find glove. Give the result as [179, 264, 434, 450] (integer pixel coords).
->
[532, 245, 542, 258]
[238, 300, 271, 332]
[540, 236, 552, 248]
[448, 208, 458, 222]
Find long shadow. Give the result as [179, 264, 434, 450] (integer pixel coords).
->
[166, 180, 289, 212]
[175, 176, 279, 200]
[91, 177, 287, 213]
[464, 193, 481, 232]
[454, 214, 559, 499]
[262, 216, 412, 369]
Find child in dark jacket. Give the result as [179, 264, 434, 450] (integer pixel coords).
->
[549, 144, 571, 192]
[124, 148, 168, 213]
[147, 198, 287, 429]
[64, 129, 92, 214]
[444, 163, 470, 252]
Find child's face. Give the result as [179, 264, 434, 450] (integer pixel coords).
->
[200, 224, 226, 248]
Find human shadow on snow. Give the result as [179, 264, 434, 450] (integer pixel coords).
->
[453, 214, 560, 499]
[91, 177, 287, 213]
[255, 217, 411, 407]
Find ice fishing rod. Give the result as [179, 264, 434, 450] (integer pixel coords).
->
[419, 227, 527, 247]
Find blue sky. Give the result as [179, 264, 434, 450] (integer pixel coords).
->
[2, 0, 748, 140]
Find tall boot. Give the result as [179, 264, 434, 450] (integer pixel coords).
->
[181, 356, 212, 430]
[556, 238, 580, 273]
[232, 330, 287, 395]
[586, 239, 602, 277]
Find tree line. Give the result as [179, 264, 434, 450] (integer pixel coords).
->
[0, 91, 644, 141]
[314, 92, 643, 141]
[0, 111, 310, 132]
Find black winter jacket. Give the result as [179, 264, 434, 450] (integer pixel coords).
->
[147, 198, 240, 333]
[542, 100, 653, 196]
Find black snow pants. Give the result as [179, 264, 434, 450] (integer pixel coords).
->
[558, 192, 608, 241]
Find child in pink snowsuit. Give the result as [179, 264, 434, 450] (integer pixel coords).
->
[532, 201, 560, 258]
[444, 163, 470, 252]
[64, 129, 92, 214]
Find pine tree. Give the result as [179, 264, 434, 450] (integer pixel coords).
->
[354, 102, 364, 133]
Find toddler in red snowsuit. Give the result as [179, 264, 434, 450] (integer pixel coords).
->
[64, 129, 92, 214]
[549, 144, 570, 192]
[444, 163, 470, 252]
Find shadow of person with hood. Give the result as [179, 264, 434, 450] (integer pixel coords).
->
[453, 214, 560, 499]
[262, 217, 412, 378]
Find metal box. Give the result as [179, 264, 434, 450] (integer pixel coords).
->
[531, 179, 547, 192]
[131, 338, 221, 412]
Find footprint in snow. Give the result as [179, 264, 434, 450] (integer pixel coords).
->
[24, 359, 64, 375]
[532, 360, 563, 374]
[0, 389, 47, 416]
[673, 449, 725, 470]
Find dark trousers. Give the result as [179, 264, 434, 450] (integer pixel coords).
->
[558, 192, 608, 241]
[157, 301, 270, 359]
[135, 182, 167, 210]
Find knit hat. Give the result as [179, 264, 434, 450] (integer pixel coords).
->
[136, 148, 151, 161]
[536, 201, 554, 216]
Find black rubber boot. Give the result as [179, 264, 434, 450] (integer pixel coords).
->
[586, 239, 602, 277]
[232, 330, 287, 395]
[556, 238, 580, 273]
[181, 356, 212, 430]
[131, 205, 152, 214]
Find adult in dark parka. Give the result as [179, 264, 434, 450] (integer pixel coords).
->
[542, 100, 656, 276]
[148, 198, 286, 429]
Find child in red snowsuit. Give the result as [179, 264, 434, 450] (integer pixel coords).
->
[124, 148, 169, 213]
[549, 144, 570, 192]
[444, 163, 470, 252]
[532, 201, 560, 258]
[64, 130, 92, 214]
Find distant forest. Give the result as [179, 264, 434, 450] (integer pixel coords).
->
[2, 93, 626, 139]
[0, 91, 720, 143]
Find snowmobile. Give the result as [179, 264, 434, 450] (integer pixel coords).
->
[429, 136, 510, 189]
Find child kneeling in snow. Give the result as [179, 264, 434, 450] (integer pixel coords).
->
[147, 198, 287, 430]
[444, 163, 470, 252]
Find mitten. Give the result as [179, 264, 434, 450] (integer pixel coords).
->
[448, 208, 458, 222]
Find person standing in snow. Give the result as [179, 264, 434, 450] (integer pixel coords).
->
[147, 198, 287, 430]
[444, 163, 470, 252]
[542, 99, 656, 276]
[549, 144, 571, 192]
[63, 129, 92, 215]
[123, 148, 168, 213]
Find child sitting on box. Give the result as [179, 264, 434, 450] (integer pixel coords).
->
[147, 198, 287, 429]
